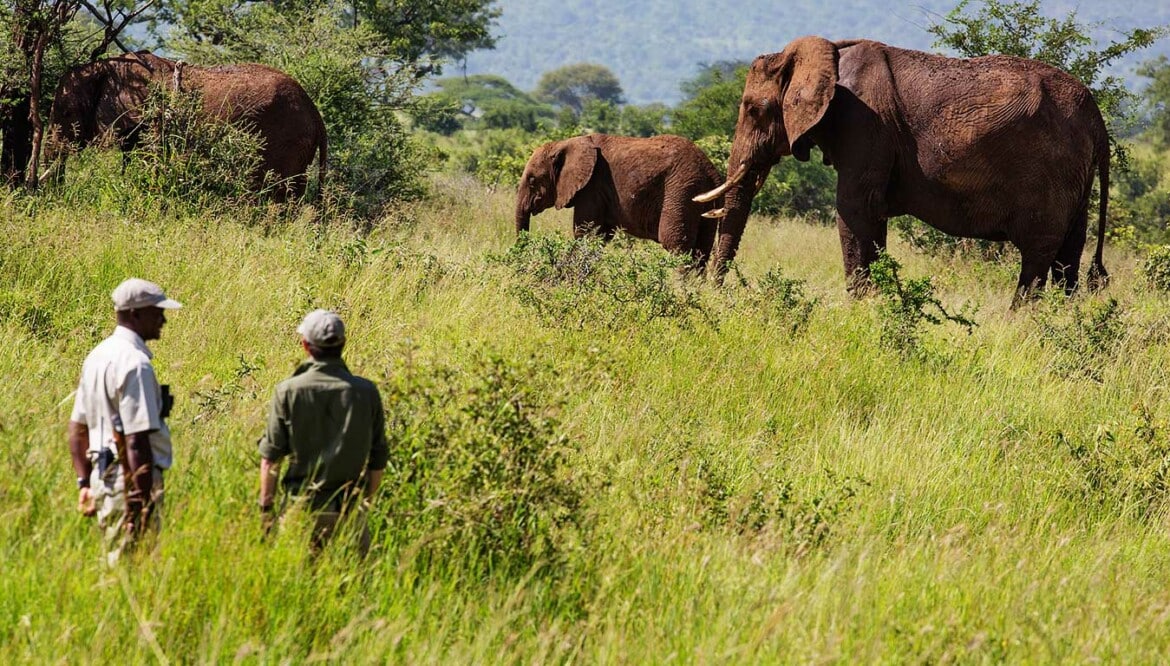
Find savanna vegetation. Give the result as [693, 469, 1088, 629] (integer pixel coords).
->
[4, 0, 1170, 662]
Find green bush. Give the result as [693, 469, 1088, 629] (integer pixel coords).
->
[1141, 244, 1170, 290]
[869, 252, 976, 357]
[379, 352, 589, 577]
[1053, 404, 1170, 520]
[490, 233, 709, 331]
[693, 134, 836, 220]
[1033, 295, 1125, 382]
[125, 86, 266, 207]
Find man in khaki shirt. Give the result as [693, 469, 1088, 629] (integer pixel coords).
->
[258, 309, 387, 553]
[68, 278, 181, 565]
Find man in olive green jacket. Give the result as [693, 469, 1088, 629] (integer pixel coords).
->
[258, 309, 387, 553]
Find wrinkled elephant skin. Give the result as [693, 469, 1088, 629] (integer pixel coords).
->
[516, 133, 723, 271]
[701, 36, 1110, 304]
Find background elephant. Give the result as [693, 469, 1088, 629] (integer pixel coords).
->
[516, 133, 723, 270]
[698, 36, 1110, 303]
[45, 51, 327, 201]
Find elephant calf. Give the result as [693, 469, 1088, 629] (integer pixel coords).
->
[515, 133, 723, 271]
[45, 51, 327, 202]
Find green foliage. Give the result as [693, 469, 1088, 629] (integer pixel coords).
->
[379, 352, 588, 577]
[1112, 149, 1170, 243]
[534, 63, 624, 114]
[468, 124, 581, 188]
[1033, 295, 1125, 382]
[1140, 56, 1170, 145]
[731, 265, 818, 335]
[869, 252, 976, 356]
[1141, 244, 1170, 290]
[419, 74, 555, 133]
[694, 134, 836, 219]
[693, 457, 866, 556]
[929, 0, 1169, 142]
[574, 99, 668, 137]
[1054, 404, 1170, 520]
[490, 233, 708, 331]
[125, 86, 265, 203]
[671, 63, 745, 140]
[155, 0, 498, 81]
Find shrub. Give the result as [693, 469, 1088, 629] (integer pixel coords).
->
[379, 352, 589, 578]
[693, 134, 836, 220]
[869, 253, 976, 357]
[692, 454, 866, 557]
[490, 233, 709, 331]
[1140, 244, 1170, 290]
[732, 266, 817, 335]
[1054, 403, 1170, 520]
[1033, 295, 1125, 382]
[124, 86, 266, 208]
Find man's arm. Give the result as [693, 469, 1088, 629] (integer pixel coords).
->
[123, 430, 156, 535]
[68, 420, 96, 516]
[365, 469, 383, 500]
[259, 457, 281, 509]
[366, 385, 388, 501]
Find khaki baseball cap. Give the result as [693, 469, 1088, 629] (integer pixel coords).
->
[297, 309, 346, 348]
[112, 278, 183, 311]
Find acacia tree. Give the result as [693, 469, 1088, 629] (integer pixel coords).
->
[534, 63, 623, 115]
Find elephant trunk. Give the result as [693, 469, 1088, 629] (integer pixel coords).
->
[514, 194, 531, 235]
[703, 139, 767, 279]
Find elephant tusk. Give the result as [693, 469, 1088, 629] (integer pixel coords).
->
[702, 208, 728, 219]
[693, 164, 748, 203]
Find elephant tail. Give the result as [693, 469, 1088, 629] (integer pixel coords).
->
[1087, 147, 1109, 291]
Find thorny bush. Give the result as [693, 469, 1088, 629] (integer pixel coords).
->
[378, 351, 590, 578]
[491, 233, 709, 331]
[869, 252, 976, 357]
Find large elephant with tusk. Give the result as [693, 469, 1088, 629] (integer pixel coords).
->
[44, 51, 327, 201]
[696, 36, 1110, 304]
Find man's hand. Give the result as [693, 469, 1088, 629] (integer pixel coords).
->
[78, 487, 96, 517]
[260, 504, 277, 538]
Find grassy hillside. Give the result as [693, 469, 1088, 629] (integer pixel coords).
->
[464, 0, 1170, 104]
[4, 164, 1170, 661]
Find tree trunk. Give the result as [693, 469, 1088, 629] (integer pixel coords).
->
[1, 96, 33, 186]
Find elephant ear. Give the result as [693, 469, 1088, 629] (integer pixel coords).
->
[553, 139, 598, 209]
[779, 36, 838, 150]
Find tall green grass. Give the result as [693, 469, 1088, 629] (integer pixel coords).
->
[2, 170, 1170, 663]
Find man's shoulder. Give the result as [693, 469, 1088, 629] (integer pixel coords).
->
[84, 335, 151, 370]
[350, 373, 380, 396]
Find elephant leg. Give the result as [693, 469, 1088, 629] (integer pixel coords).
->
[660, 205, 708, 272]
[1013, 254, 1055, 309]
[836, 212, 888, 296]
[572, 197, 614, 240]
[1050, 212, 1088, 296]
[691, 213, 717, 272]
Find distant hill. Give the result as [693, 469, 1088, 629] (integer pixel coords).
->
[459, 0, 1170, 105]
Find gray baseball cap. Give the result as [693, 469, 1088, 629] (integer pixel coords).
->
[112, 278, 183, 311]
[297, 309, 346, 348]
